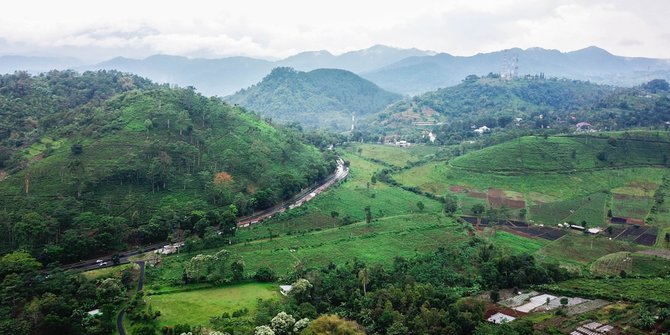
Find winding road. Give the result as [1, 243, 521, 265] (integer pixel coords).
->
[110, 161, 347, 334]
[60, 159, 348, 273]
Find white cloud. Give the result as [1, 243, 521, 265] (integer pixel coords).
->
[0, 0, 668, 60]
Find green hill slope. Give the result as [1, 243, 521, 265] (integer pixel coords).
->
[373, 76, 670, 142]
[450, 133, 670, 174]
[0, 71, 334, 263]
[227, 67, 402, 131]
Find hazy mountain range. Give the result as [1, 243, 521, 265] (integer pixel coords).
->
[2, 45, 670, 96]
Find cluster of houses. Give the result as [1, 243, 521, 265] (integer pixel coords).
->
[487, 291, 614, 332]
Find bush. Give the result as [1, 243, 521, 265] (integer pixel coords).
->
[254, 267, 276, 282]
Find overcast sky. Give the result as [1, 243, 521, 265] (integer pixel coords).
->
[1, 0, 669, 61]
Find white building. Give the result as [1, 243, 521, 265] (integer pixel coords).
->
[474, 126, 490, 134]
[279, 285, 293, 296]
[487, 312, 515, 324]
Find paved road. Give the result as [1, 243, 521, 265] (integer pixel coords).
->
[237, 159, 348, 226]
[61, 159, 348, 273]
[117, 261, 146, 335]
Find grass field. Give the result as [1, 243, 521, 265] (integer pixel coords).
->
[542, 277, 670, 305]
[630, 252, 670, 276]
[147, 282, 279, 328]
[530, 192, 608, 226]
[534, 233, 643, 270]
[150, 213, 468, 286]
[487, 230, 550, 254]
[397, 163, 665, 201]
[349, 143, 442, 168]
[449, 135, 670, 174]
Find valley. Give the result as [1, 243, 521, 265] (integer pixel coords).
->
[1, 40, 670, 335]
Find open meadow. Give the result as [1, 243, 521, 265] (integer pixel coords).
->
[147, 282, 279, 329]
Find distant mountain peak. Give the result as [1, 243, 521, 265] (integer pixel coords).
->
[570, 45, 612, 56]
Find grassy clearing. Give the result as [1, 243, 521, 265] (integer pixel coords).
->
[147, 282, 279, 328]
[286, 152, 443, 222]
[612, 198, 652, 220]
[535, 233, 642, 269]
[394, 161, 450, 195]
[151, 214, 468, 285]
[630, 253, 670, 276]
[487, 230, 549, 255]
[349, 143, 441, 168]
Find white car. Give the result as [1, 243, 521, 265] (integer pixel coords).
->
[95, 259, 103, 263]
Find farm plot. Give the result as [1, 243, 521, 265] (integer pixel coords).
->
[606, 225, 658, 246]
[589, 252, 633, 275]
[611, 193, 653, 222]
[530, 192, 607, 226]
[154, 214, 469, 283]
[488, 189, 525, 209]
[536, 234, 642, 267]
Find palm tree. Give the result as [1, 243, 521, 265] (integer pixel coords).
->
[358, 268, 370, 296]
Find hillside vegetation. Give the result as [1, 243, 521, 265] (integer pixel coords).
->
[450, 134, 670, 174]
[371, 76, 670, 144]
[227, 67, 402, 130]
[0, 71, 334, 263]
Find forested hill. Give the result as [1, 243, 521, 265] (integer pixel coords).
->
[227, 67, 402, 131]
[374, 75, 670, 143]
[0, 70, 335, 264]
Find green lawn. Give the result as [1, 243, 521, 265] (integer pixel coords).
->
[147, 282, 279, 328]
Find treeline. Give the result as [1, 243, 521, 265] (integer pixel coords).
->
[0, 250, 133, 335]
[248, 240, 569, 335]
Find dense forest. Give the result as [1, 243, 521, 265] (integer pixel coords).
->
[0, 70, 336, 264]
[227, 67, 402, 131]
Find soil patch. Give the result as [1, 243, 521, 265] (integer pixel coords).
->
[449, 185, 466, 192]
